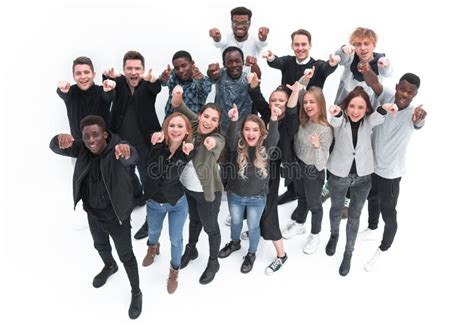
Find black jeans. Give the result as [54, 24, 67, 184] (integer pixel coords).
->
[185, 190, 222, 259]
[130, 143, 150, 198]
[367, 173, 401, 251]
[294, 161, 325, 234]
[87, 215, 140, 294]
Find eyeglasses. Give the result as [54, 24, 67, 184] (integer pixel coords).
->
[232, 20, 250, 27]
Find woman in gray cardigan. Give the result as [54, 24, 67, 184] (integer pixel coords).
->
[325, 86, 396, 276]
[169, 85, 226, 285]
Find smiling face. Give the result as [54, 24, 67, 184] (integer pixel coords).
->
[166, 116, 189, 144]
[269, 90, 289, 116]
[82, 124, 108, 155]
[231, 14, 250, 40]
[198, 107, 220, 135]
[172, 57, 193, 81]
[352, 37, 375, 62]
[224, 50, 244, 79]
[395, 80, 418, 110]
[123, 59, 144, 88]
[346, 96, 368, 122]
[73, 64, 95, 91]
[291, 34, 311, 62]
[242, 120, 262, 147]
[303, 92, 320, 120]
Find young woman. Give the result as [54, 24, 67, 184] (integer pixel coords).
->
[325, 86, 396, 276]
[284, 87, 333, 255]
[142, 112, 194, 294]
[171, 85, 226, 285]
[218, 103, 280, 273]
[247, 73, 300, 275]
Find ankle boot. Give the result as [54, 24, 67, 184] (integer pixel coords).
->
[142, 243, 160, 267]
[181, 244, 198, 269]
[325, 234, 339, 256]
[128, 290, 143, 319]
[199, 257, 220, 285]
[92, 263, 118, 288]
[167, 266, 179, 294]
[339, 252, 352, 276]
[134, 221, 148, 240]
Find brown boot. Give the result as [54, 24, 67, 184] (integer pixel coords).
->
[142, 243, 160, 267]
[167, 266, 179, 294]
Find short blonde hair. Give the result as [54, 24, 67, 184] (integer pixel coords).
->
[349, 27, 377, 46]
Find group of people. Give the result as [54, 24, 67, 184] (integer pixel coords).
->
[50, 6, 427, 320]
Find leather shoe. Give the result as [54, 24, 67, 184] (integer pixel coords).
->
[92, 263, 118, 288]
[180, 244, 198, 269]
[325, 234, 339, 256]
[241, 252, 256, 274]
[128, 290, 142, 319]
[199, 257, 220, 285]
[339, 252, 352, 276]
[134, 221, 148, 240]
[218, 240, 241, 258]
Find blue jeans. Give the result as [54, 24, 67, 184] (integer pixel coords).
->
[328, 173, 371, 254]
[228, 192, 266, 253]
[146, 195, 188, 269]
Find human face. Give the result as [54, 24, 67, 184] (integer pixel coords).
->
[123, 59, 144, 88]
[303, 93, 320, 120]
[198, 108, 220, 134]
[82, 124, 108, 155]
[224, 51, 243, 79]
[269, 90, 288, 116]
[291, 34, 311, 62]
[73, 64, 95, 91]
[395, 80, 418, 110]
[347, 96, 368, 122]
[167, 116, 188, 144]
[243, 121, 262, 147]
[172, 58, 193, 81]
[231, 14, 250, 40]
[352, 38, 375, 62]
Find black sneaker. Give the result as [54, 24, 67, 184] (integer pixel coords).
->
[134, 221, 148, 240]
[265, 254, 288, 275]
[92, 263, 118, 288]
[241, 252, 256, 274]
[128, 290, 142, 320]
[218, 240, 241, 258]
[180, 244, 198, 269]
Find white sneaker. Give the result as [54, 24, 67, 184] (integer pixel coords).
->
[303, 233, 320, 255]
[357, 228, 379, 242]
[225, 215, 231, 226]
[286, 219, 296, 228]
[240, 231, 249, 240]
[282, 222, 305, 239]
[365, 248, 383, 272]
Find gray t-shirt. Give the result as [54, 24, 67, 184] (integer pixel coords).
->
[294, 122, 333, 171]
[372, 88, 423, 179]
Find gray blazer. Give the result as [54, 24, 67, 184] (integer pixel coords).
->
[327, 111, 385, 177]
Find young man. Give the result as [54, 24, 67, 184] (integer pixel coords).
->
[49, 115, 143, 320]
[159, 50, 212, 116]
[57, 56, 116, 140]
[264, 29, 338, 209]
[207, 46, 260, 132]
[209, 6, 269, 58]
[360, 72, 427, 271]
[103, 50, 162, 240]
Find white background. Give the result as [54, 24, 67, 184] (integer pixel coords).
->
[1, 0, 473, 324]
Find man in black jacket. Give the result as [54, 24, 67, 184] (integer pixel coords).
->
[103, 50, 162, 240]
[50, 115, 142, 320]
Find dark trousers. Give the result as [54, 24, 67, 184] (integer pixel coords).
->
[293, 161, 325, 234]
[260, 160, 283, 241]
[130, 143, 150, 198]
[185, 190, 222, 259]
[87, 215, 140, 294]
[367, 173, 401, 251]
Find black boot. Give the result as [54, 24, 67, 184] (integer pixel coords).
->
[199, 257, 220, 285]
[339, 252, 352, 276]
[180, 244, 198, 269]
[134, 221, 148, 240]
[325, 234, 339, 256]
[92, 263, 118, 288]
[241, 252, 256, 274]
[218, 240, 241, 258]
[128, 290, 142, 320]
